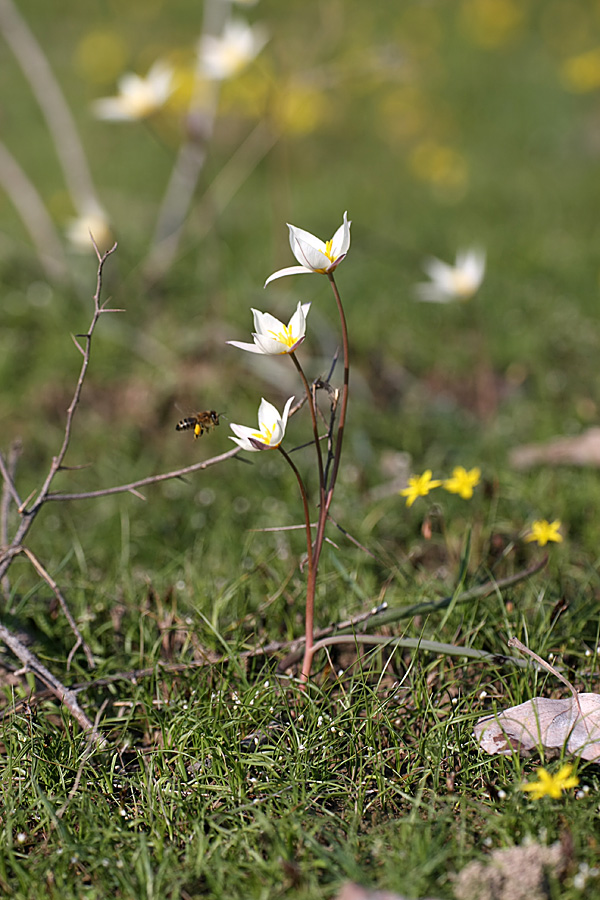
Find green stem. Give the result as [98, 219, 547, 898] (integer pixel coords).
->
[299, 271, 350, 682]
[278, 445, 315, 679]
[289, 351, 325, 498]
[311, 274, 349, 575]
[302, 633, 532, 675]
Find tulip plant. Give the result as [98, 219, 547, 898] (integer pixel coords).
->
[228, 212, 351, 681]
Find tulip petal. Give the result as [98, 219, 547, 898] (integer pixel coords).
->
[257, 397, 280, 427]
[287, 301, 307, 337]
[292, 238, 331, 272]
[226, 340, 265, 353]
[331, 211, 351, 257]
[252, 333, 290, 354]
[264, 266, 313, 287]
[252, 310, 286, 335]
[288, 224, 327, 255]
[414, 283, 453, 303]
[281, 395, 295, 428]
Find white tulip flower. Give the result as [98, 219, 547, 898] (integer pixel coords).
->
[92, 61, 174, 121]
[230, 397, 294, 451]
[227, 302, 310, 355]
[265, 212, 351, 286]
[198, 18, 267, 81]
[415, 248, 486, 303]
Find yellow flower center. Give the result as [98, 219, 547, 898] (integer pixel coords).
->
[221, 47, 247, 77]
[450, 270, 476, 297]
[268, 324, 296, 349]
[252, 423, 276, 446]
[324, 238, 335, 261]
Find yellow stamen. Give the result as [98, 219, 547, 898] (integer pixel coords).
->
[324, 239, 334, 261]
[252, 423, 274, 445]
[268, 324, 296, 348]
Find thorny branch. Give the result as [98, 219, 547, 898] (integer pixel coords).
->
[44, 445, 242, 502]
[1, 557, 544, 719]
[0, 440, 21, 597]
[0, 244, 120, 743]
[0, 242, 119, 583]
[18, 547, 94, 669]
[0, 618, 103, 744]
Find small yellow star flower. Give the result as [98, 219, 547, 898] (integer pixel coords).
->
[400, 470, 442, 507]
[521, 764, 578, 800]
[443, 466, 481, 499]
[524, 519, 563, 547]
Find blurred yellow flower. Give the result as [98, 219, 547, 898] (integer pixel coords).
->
[443, 467, 481, 499]
[524, 519, 563, 547]
[521, 764, 578, 800]
[460, 0, 524, 49]
[75, 30, 128, 86]
[409, 141, 468, 200]
[401, 471, 442, 507]
[377, 88, 428, 145]
[273, 83, 328, 136]
[560, 48, 600, 93]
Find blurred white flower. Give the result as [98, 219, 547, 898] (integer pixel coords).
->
[66, 210, 112, 252]
[265, 212, 351, 286]
[227, 302, 310, 354]
[415, 247, 486, 303]
[92, 61, 174, 121]
[198, 18, 267, 81]
[230, 397, 294, 451]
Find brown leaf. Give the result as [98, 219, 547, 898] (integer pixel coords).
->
[475, 638, 600, 760]
[474, 693, 600, 760]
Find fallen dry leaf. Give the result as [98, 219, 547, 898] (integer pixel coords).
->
[510, 427, 600, 470]
[474, 638, 600, 760]
[474, 694, 600, 760]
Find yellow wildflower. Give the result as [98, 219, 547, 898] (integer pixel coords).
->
[443, 466, 481, 499]
[400, 470, 442, 507]
[524, 520, 563, 547]
[521, 764, 578, 800]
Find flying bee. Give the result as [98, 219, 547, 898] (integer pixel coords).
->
[175, 410, 220, 439]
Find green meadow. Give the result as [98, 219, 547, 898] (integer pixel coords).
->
[2, 0, 600, 897]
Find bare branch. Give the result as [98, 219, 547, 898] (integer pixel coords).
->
[46, 445, 242, 502]
[0, 442, 21, 598]
[19, 546, 95, 669]
[0, 247, 117, 583]
[0, 445, 23, 514]
[0, 619, 105, 746]
[70, 334, 85, 356]
[29, 244, 119, 504]
[278, 556, 548, 671]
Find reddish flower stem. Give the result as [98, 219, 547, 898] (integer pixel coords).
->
[299, 271, 349, 681]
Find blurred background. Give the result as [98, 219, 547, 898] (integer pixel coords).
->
[2, 0, 600, 618]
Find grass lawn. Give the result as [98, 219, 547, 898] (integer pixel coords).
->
[2, 0, 600, 897]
